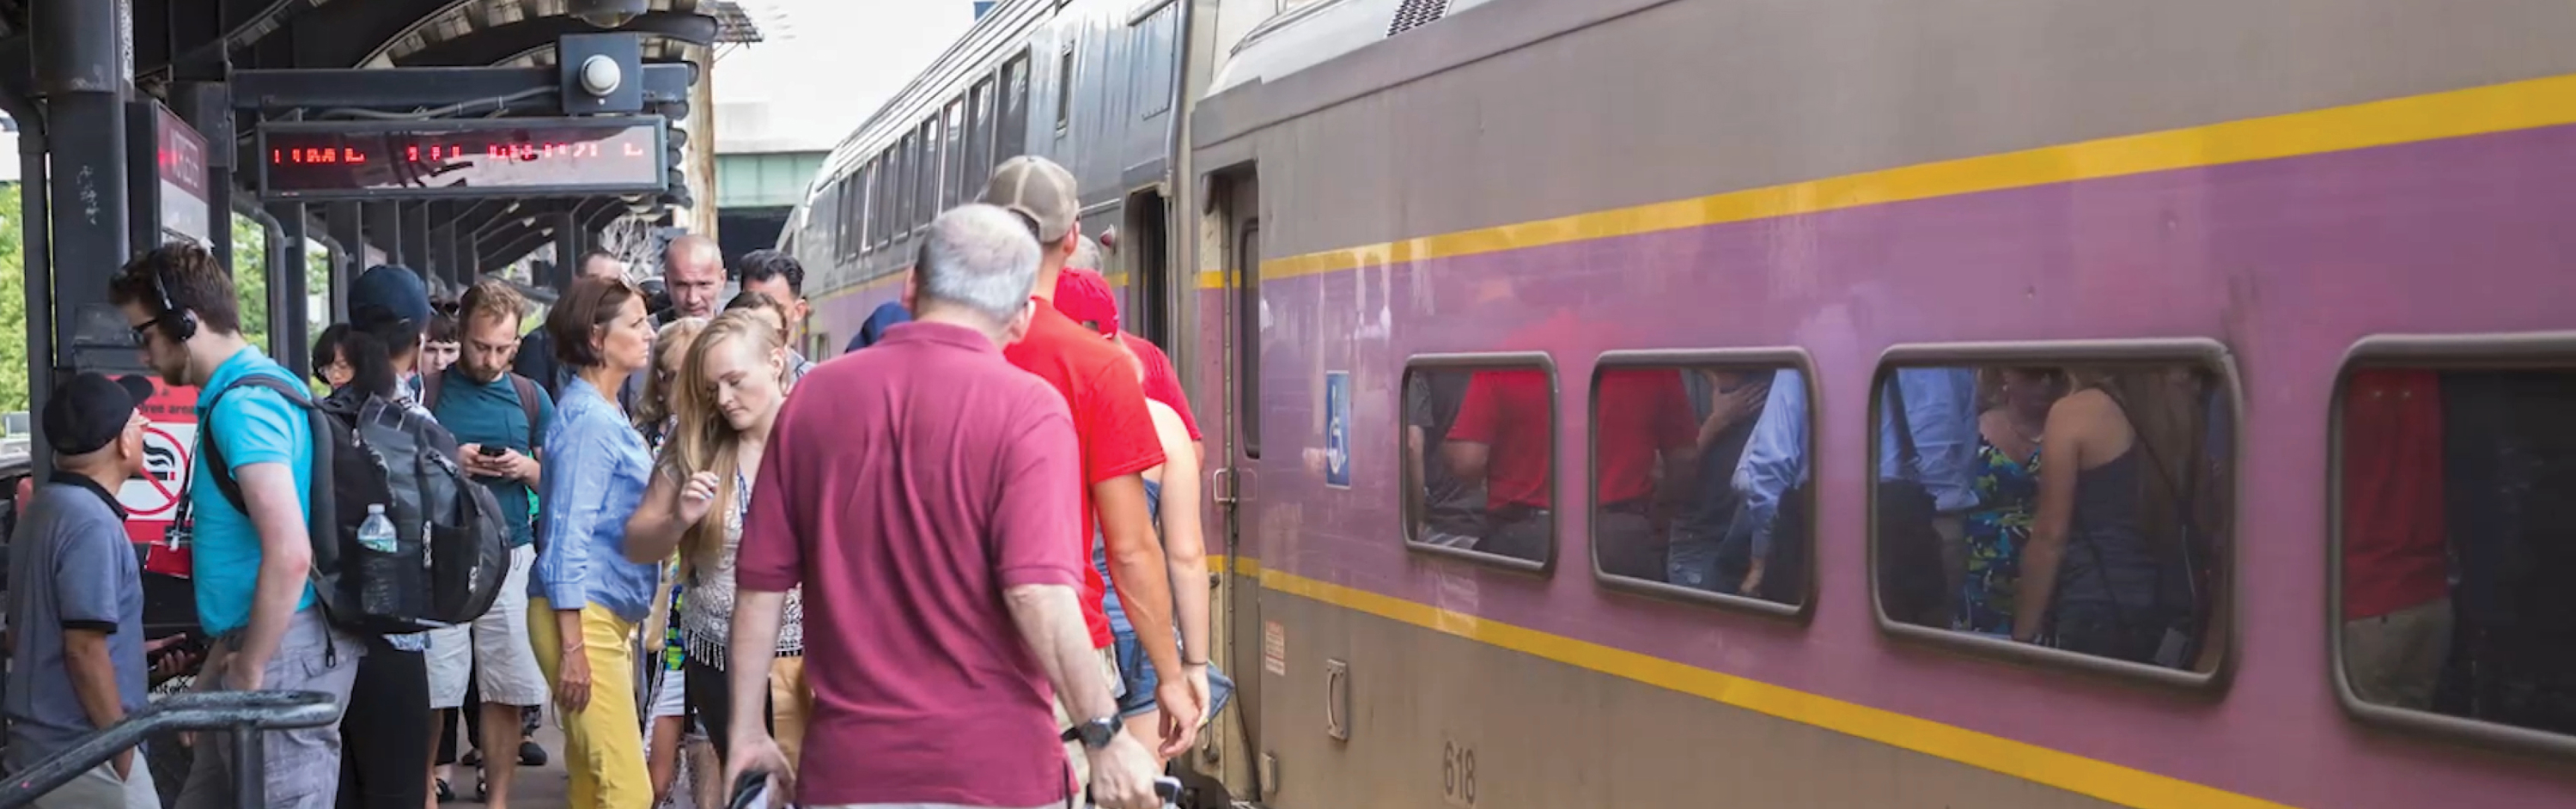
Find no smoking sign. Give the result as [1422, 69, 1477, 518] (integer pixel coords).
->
[120, 421, 194, 518]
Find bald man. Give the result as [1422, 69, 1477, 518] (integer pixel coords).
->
[661, 234, 725, 324]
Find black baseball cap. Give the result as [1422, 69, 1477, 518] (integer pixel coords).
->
[43, 373, 156, 456]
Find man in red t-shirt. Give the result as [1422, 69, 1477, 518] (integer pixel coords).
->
[1446, 368, 1696, 572]
[984, 156, 1203, 771]
[2339, 369, 2453, 710]
[724, 204, 1164, 809]
[1052, 266, 1204, 459]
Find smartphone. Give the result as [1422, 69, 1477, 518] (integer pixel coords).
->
[478, 445, 507, 458]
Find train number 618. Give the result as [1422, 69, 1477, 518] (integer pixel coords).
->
[1442, 739, 1477, 806]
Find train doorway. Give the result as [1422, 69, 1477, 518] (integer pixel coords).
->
[1208, 166, 1268, 802]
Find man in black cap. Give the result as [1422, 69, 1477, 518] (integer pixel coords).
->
[4, 373, 162, 809]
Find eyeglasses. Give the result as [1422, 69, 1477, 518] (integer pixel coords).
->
[128, 316, 167, 347]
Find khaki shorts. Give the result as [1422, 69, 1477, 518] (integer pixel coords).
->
[472, 545, 547, 706]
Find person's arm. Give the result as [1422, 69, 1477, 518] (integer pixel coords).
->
[2013, 396, 2090, 642]
[624, 458, 715, 563]
[535, 420, 609, 610]
[1726, 375, 1809, 591]
[1096, 476, 1181, 681]
[1148, 404, 1212, 668]
[211, 388, 320, 688]
[1900, 368, 1983, 514]
[54, 530, 136, 775]
[1442, 372, 1501, 483]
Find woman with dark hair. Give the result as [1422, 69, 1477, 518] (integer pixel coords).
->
[528, 275, 661, 809]
[311, 323, 355, 391]
[2013, 368, 2208, 666]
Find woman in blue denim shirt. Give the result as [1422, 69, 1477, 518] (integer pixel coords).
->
[527, 277, 662, 809]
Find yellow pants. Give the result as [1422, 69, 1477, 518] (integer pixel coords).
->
[530, 599, 650, 809]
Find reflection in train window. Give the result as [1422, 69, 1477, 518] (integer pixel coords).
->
[2337, 367, 2576, 739]
[1404, 362, 1553, 567]
[1871, 364, 2232, 671]
[1591, 363, 1806, 607]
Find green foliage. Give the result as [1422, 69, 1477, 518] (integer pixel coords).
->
[232, 213, 270, 353]
[0, 185, 24, 413]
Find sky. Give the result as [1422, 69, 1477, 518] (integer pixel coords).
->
[714, 0, 981, 154]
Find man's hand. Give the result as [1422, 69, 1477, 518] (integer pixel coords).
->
[722, 731, 796, 806]
[1154, 678, 1201, 757]
[1086, 733, 1165, 809]
[221, 658, 265, 692]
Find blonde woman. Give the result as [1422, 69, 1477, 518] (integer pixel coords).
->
[624, 311, 811, 771]
[632, 316, 707, 807]
[1099, 337, 1231, 760]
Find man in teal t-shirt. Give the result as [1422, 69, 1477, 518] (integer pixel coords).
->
[111, 241, 360, 809]
[426, 279, 557, 808]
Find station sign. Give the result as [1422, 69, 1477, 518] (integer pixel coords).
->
[255, 115, 668, 200]
[125, 100, 211, 246]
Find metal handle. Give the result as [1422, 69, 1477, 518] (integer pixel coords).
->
[1324, 659, 1350, 741]
[1211, 467, 1237, 506]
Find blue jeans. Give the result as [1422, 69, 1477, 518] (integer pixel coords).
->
[1111, 628, 1236, 721]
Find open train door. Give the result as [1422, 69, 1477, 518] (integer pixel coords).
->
[1197, 165, 1271, 806]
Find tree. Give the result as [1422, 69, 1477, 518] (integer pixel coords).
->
[231, 212, 270, 353]
[0, 183, 25, 413]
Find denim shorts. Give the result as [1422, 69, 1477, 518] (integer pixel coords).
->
[1111, 628, 1236, 721]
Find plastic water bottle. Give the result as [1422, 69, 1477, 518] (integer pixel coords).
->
[359, 504, 398, 553]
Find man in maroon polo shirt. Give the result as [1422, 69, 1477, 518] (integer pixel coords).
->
[722, 204, 1164, 809]
[984, 156, 1203, 781]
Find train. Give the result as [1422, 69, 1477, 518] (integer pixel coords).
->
[781, 1, 2576, 806]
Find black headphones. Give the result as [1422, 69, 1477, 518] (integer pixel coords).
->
[145, 256, 199, 344]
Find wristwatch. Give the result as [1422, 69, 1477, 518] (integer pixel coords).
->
[1063, 717, 1122, 750]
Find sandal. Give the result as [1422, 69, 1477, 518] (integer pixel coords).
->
[435, 778, 454, 803]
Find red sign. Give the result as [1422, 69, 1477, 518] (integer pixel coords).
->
[124, 377, 198, 578]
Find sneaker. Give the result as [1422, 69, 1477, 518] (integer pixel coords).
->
[519, 739, 548, 768]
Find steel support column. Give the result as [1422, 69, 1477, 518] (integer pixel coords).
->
[34, 0, 135, 392]
[366, 202, 402, 271]
[271, 202, 311, 374]
[327, 202, 362, 320]
[552, 211, 582, 291]
[400, 202, 433, 281]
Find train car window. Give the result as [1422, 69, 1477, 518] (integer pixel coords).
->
[941, 99, 966, 210]
[1871, 344, 2236, 686]
[894, 134, 916, 234]
[1132, 4, 1176, 117]
[2333, 340, 2576, 757]
[1404, 356, 1556, 571]
[998, 54, 1031, 161]
[857, 160, 876, 251]
[1233, 217, 1261, 459]
[917, 119, 942, 228]
[968, 78, 995, 192]
[1056, 43, 1077, 136]
[1589, 353, 1811, 615]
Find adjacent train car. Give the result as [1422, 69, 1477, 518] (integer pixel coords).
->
[790, 1, 2576, 806]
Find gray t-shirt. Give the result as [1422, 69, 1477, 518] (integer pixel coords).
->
[3, 477, 149, 764]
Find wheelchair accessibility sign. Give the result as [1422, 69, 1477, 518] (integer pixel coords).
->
[1324, 371, 1351, 490]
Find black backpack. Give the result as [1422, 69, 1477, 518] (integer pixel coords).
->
[200, 375, 510, 635]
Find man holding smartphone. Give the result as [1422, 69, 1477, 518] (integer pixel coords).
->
[424, 280, 556, 809]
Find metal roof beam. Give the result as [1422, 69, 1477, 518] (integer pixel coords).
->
[228, 60, 696, 110]
[394, 10, 716, 68]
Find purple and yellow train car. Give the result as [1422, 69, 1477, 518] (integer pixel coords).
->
[789, 1, 2576, 806]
